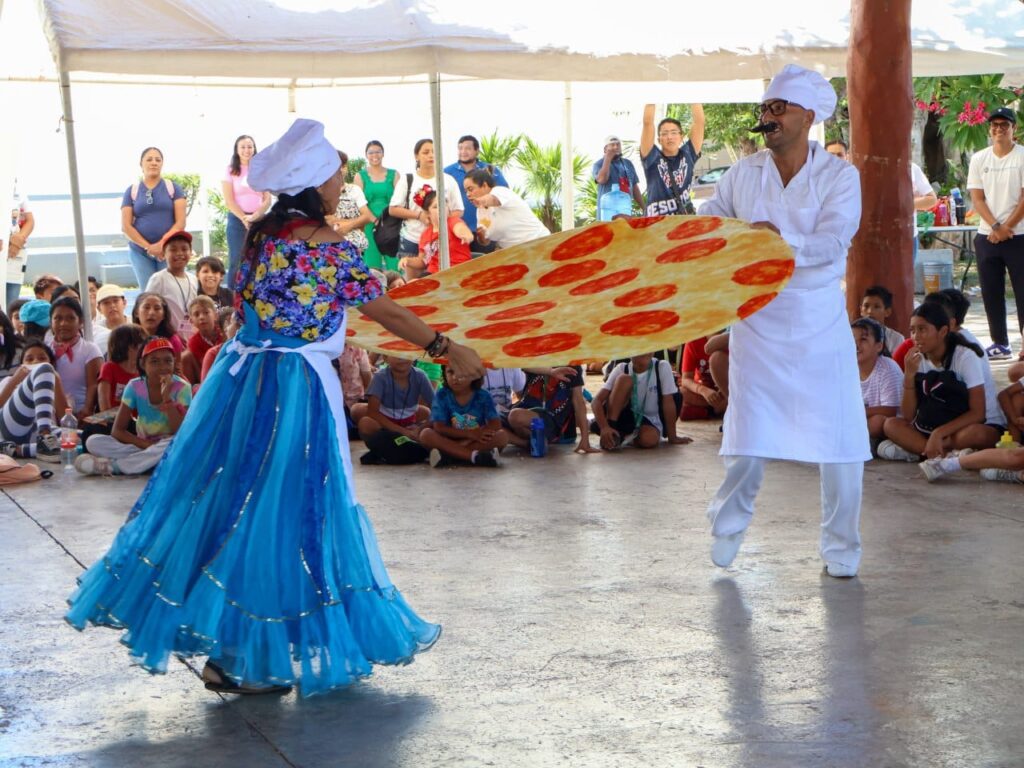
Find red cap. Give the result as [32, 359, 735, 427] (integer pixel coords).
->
[163, 230, 192, 246]
[141, 337, 174, 357]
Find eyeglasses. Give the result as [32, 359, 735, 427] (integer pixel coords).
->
[145, 188, 154, 205]
[757, 99, 799, 117]
[366, 150, 383, 156]
[990, 121, 1013, 132]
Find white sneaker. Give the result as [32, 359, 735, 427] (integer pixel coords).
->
[825, 561, 858, 578]
[876, 440, 920, 462]
[919, 458, 950, 482]
[74, 454, 116, 476]
[710, 530, 745, 568]
[980, 468, 1024, 484]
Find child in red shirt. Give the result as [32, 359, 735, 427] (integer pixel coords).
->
[98, 324, 148, 411]
[200, 307, 239, 383]
[182, 296, 222, 384]
[679, 334, 728, 420]
[398, 191, 473, 279]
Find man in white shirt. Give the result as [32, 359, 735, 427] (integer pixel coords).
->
[144, 231, 198, 340]
[967, 107, 1024, 361]
[701, 65, 869, 578]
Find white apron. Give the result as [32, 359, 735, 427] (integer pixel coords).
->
[722, 149, 870, 464]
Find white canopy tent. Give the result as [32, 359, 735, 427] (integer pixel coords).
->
[24, 0, 1024, 322]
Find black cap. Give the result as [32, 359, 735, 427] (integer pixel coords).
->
[988, 107, 1017, 124]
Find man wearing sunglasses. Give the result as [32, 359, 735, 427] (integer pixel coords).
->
[967, 107, 1024, 361]
[639, 103, 705, 217]
[700, 64, 868, 579]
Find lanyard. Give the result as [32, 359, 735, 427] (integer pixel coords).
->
[629, 362, 656, 425]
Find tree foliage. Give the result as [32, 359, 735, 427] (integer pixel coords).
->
[165, 173, 201, 216]
[513, 138, 590, 232]
[914, 74, 1021, 153]
[479, 131, 524, 169]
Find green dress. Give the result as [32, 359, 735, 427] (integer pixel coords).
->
[359, 167, 398, 271]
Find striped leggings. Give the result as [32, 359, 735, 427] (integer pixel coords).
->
[0, 363, 57, 445]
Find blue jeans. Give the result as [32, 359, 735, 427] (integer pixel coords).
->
[6, 282, 21, 309]
[226, 212, 247, 289]
[128, 242, 160, 289]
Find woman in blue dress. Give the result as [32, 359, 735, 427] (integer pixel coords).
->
[66, 120, 485, 696]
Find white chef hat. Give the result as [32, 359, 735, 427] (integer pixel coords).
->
[761, 64, 837, 125]
[247, 118, 341, 196]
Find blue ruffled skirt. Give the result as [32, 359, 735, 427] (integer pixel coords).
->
[65, 336, 440, 696]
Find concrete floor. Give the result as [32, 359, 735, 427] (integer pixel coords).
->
[2, 303, 1023, 768]
[1, 410, 1022, 768]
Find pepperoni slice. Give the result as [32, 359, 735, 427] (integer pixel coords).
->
[627, 216, 664, 229]
[465, 319, 545, 340]
[569, 268, 640, 296]
[463, 288, 529, 307]
[459, 263, 529, 291]
[614, 284, 678, 308]
[551, 225, 614, 261]
[503, 333, 583, 358]
[429, 323, 458, 332]
[358, 314, 374, 322]
[538, 259, 606, 288]
[346, 328, 356, 337]
[731, 259, 795, 286]
[379, 339, 423, 352]
[600, 310, 680, 337]
[737, 293, 778, 319]
[656, 238, 728, 264]
[388, 278, 440, 299]
[406, 305, 439, 317]
[486, 301, 558, 321]
[666, 217, 722, 240]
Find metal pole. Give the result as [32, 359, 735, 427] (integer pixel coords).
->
[58, 71, 92, 341]
[561, 82, 574, 232]
[430, 72, 450, 271]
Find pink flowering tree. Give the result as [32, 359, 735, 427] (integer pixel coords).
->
[914, 74, 1020, 153]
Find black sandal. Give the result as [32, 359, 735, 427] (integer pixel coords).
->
[202, 661, 292, 696]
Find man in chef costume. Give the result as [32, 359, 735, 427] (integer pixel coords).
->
[701, 64, 870, 578]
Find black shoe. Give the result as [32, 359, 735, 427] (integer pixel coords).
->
[36, 433, 62, 464]
[471, 448, 499, 467]
[359, 451, 385, 465]
[430, 449, 456, 468]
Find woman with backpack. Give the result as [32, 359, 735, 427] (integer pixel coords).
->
[120, 147, 186, 289]
[353, 140, 399, 271]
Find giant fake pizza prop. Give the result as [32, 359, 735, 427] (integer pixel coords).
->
[348, 216, 794, 367]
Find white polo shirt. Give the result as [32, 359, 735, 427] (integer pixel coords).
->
[967, 144, 1024, 236]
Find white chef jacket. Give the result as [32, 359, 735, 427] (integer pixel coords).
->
[702, 142, 871, 463]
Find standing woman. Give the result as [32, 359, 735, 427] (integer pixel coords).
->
[121, 147, 187, 289]
[66, 119, 485, 697]
[388, 138, 463, 263]
[327, 151, 374, 257]
[222, 135, 272, 286]
[353, 140, 398, 272]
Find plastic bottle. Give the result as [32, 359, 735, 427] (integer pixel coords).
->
[529, 417, 547, 458]
[950, 188, 966, 227]
[996, 431, 1020, 449]
[59, 408, 79, 470]
[936, 200, 949, 227]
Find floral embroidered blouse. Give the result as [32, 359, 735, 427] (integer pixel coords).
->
[237, 226, 384, 342]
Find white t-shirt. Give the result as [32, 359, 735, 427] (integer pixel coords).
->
[860, 355, 903, 409]
[340, 183, 368, 209]
[910, 163, 933, 198]
[966, 144, 1024, 236]
[602, 359, 678, 432]
[478, 186, 550, 248]
[917, 343, 1005, 425]
[53, 336, 103, 410]
[145, 269, 199, 340]
[390, 171, 464, 244]
[483, 368, 526, 415]
[960, 328, 1004, 425]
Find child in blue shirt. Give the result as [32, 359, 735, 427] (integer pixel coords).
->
[419, 366, 508, 467]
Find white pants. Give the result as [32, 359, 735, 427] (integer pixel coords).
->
[707, 456, 863, 569]
[85, 435, 171, 475]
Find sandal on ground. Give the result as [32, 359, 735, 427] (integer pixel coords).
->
[202, 661, 292, 696]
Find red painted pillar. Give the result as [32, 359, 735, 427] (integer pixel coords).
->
[846, 0, 914, 332]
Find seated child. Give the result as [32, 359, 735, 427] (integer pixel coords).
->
[77, 337, 191, 476]
[8, 298, 28, 337]
[879, 303, 1004, 461]
[132, 292, 186, 364]
[0, 341, 68, 461]
[353, 356, 434, 441]
[920, 445, 1024, 485]
[49, 296, 103, 419]
[181, 295, 222, 385]
[418, 366, 508, 467]
[18, 299, 51, 341]
[338, 344, 373, 410]
[397, 192, 473, 280]
[851, 318, 903, 440]
[506, 366, 596, 454]
[98, 325, 148, 411]
[997, 379, 1024, 443]
[679, 335, 728, 420]
[861, 284, 905, 353]
[591, 353, 690, 449]
[483, 368, 526, 426]
[200, 308, 239, 382]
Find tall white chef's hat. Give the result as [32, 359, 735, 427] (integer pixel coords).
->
[248, 119, 340, 196]
[761, 64, 837, 125]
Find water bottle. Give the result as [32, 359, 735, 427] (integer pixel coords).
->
[951, 188, 966, 226]
[936, 201, 949, 227]
[529, 417, 547, 458]
[59, 408, 79, 470]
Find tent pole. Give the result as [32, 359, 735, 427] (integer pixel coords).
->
[430, 72, 450, 271]
[561, 82, 574, 231]
[58, 70, 92, 342]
